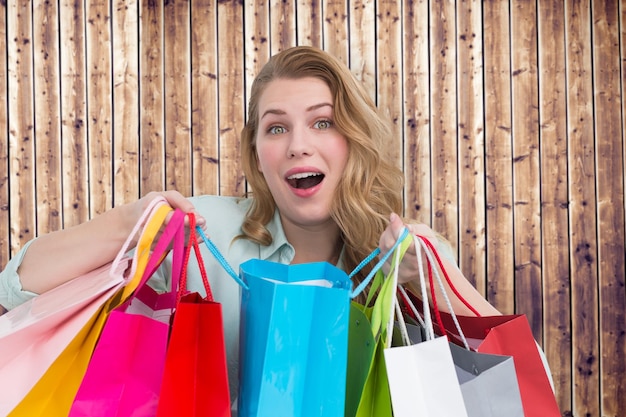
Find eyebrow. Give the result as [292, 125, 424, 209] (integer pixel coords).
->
[260, 102, 333, 120]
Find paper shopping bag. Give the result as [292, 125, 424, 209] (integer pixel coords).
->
[383, 234, 469, 417]
[8, 200, 172, 417]
[345, 303, 376, 417]
[156, 216, 231, 417]
[195, 226, 409, 417]
[448, 342, 524, 417]
[407, 235, 560, 417]
[68, 208, 186, 417]
[384, 336, 469, 417]
[440, 312, 561, 417]
[236, 259, 352, 417]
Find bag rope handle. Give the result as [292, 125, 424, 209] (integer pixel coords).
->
[179, 213, 213, 301]
[196, 224, 410, 298]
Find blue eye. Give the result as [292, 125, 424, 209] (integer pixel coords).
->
[314, 119, 333, 129]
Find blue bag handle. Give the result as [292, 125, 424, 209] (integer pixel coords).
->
[195, 225, 409, 298]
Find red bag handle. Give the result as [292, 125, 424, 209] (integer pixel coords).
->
[178, 212, 213, 302]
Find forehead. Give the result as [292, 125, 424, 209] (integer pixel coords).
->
[258, 77, 333, 112]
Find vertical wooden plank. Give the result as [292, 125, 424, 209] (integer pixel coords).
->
[349, 0, 376, 102]
[86, 0, 113, 215]
[33, 0, 62, 235]
[322, 0, 348, 63]
[296, 0, 322, 48]
[218, 0, 245, 196]
[191, 0, 219, 195]
[0, 0, 9, 268]
[591, 1, 626, 415]
[402, 0, 430, 223]
[429, 0, 458, 252]
[244, 0, 270, 114]
[511, 0, 542, 339]
[7, 0, 36, 256]
[164, 0, 192, 196]
[456, 0, 485, 289]
[376, 0, 403, 170]
[565, 1, 599, 415]
[269, 0, 296, 53]
[243, 0, 269, 193]
[112, 0, 139, 205]
[538, 0, 571, 412]
[483, 0, 514, 314]
[60, 0, 89, 227]
[139, 0, 165, 195]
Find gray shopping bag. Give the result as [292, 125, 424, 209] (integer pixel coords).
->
[449, 342, 524, 417]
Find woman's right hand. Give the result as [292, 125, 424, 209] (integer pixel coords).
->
[16, 190, 203, 295]
[124, 191, 206, 247]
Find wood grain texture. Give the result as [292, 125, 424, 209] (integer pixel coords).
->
[511, 0, 542, 341]
[483, 0, 515, 315]
[86, 0, 114, 216]
[7, 0, 36, 254]
[429, 0, 458, 254]
[591, 1, 626, 415]
[139, 0, 165, 195]
[191, 0, 219, 196]
[33, 0, 62, 235]
[456, 0, 485, 292]
[565, 2, 599, 415]
[164, 0, 192, 197]
[538, 0, 571, 412]
[112, 0, 140, 205]
[60, 0, 89, 228]
[0, 0, 8, 266]
[402, 0, 430, 225]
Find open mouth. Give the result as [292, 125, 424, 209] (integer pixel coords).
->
[286, 172, 325, 189]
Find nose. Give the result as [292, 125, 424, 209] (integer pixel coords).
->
[287, 127, 314, 158]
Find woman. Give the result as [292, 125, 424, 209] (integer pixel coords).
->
[0, 45, 500, 401]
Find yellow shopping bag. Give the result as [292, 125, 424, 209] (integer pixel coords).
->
[8, 202, 172, 417]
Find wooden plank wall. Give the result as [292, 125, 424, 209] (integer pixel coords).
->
[1, 0, 624, 415]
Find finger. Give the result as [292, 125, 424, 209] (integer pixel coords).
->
[390, 213, 408, 237]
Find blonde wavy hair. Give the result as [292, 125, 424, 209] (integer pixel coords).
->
[240, 45, 404, 285]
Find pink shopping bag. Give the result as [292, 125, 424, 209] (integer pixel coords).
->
[0, 198, 169, 415]
[69, 208, 187, 417]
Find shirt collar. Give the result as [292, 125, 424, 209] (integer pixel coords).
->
[259, 209, 295, 263]
[259, 209, 347, 272]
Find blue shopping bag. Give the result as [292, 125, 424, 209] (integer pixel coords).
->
[238, 260, 352, 417]
[197, 227, 408, 417]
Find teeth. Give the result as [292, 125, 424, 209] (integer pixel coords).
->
[287, 172, 321, 180]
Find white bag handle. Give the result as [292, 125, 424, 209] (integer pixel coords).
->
[392, 234, 471, 350]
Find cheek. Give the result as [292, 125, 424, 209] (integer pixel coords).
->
[255, 142, 275, 174]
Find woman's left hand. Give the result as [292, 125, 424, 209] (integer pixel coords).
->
[378, 213, 437, 283]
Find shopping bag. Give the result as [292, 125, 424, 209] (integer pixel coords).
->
[383, 234, 469, 417]
[68, 208, 187, 416]
[345, 303, 375, 417]
[409, 236, 560, 417]
[156, 214, 231, 417]
[439, 311, 560, 417]
[8, 199, 173, 417]
[448, 342, 524, 416]
[196, 227, 409, 417]
[345, 228, 413, 417]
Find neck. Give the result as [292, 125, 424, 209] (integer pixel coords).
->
[282, 218, 343, 265]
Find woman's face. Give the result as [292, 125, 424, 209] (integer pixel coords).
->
[255, 77, 349, 230]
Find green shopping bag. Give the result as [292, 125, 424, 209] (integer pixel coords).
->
[346, 234, 412, 417]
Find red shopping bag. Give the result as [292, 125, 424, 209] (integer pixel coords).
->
[406, 236, 561, 417]
[156, 213, 231, 417]
[69, 209, 187, 417]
